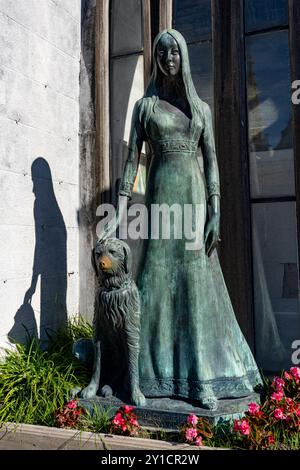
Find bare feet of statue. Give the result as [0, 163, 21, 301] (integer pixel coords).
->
[201, 397, 218, 411]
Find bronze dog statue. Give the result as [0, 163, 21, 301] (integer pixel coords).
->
[80, 238, 146, 406]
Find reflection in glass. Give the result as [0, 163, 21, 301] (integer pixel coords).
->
[110, 0, 143, 56]
[173, 0, 211, 43]
[245, 0, 288, 33]
[252, 202, 300, 371]
[246, 31, 294, 197]
[110, 54, 145, 200]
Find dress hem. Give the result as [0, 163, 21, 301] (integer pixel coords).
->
[140, 370, 262, 400]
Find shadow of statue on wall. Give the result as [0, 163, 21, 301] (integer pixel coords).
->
[8, 158, 68, 347]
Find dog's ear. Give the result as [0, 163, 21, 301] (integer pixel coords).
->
[91, 248, 98, 276]
[123, 244, 132, 274]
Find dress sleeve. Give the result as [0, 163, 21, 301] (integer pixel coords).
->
[118, 99, 145, 199]
[199, 103, 220, 200]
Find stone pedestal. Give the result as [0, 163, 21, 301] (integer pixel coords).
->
[80, 393, 260, 430]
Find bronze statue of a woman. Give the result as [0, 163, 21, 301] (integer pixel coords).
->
[108, 29, 262, 410]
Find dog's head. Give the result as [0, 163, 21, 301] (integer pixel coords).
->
[92, 238, 132, 281]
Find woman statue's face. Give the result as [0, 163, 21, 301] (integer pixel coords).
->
[156, 34, 181, 78]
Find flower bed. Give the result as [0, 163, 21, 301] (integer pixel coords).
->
[51, 366, 300, 450]
[1, 319, 299, 450]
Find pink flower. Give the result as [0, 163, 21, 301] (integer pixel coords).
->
[112, 412, 125, 427]
[66, 400, 77, 409]
[248, 402, 260, 415]
[295, 406, 300, 417]
[185, 427, 198, 442]
[240, 420, 250, 436]
[122, 425, 127, 432]
[274, 408, 286, 420]
[272, 377, 285, 391]
[290, 367, 300, 380]
[130, 418, 139, 426]
[284, 372, 292, 380]
[271, 391, 284, 401]
[187, 414, 198, 426]
[284, 397, 294, 410]
[233, 419, 250, 436]
[123, 405, 134, 414]
[195, 436, 203, 446]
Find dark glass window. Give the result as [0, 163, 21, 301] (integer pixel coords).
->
[246, 31, 294, 198]
[245, 0, 288, 33]
[252, 202, 300, 371]
[110, 0, 143, 56]
[245, 11, 299, 372]
[173, 0, 211, 43]
[110, 1, 145, 201]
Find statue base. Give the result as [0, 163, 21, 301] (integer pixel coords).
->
[79, 393, 260, 430]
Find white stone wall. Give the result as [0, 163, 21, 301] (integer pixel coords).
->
[0, 0, 81, 348]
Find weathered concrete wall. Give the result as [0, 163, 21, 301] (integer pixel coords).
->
[0, 0, 81, 347]
[78, 0, 97, 321]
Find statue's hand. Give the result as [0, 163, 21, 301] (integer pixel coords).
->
[204, 213, 220, 257]
[98, 217, 119, 241]
[97, 195, 128, 241]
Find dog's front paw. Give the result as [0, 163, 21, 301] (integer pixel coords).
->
[80, 383, 98, 399]
[131, 388, 146, 407]
[101, 384, 113, 397]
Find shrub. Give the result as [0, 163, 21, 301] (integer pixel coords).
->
[76, 403, 112, 434]
[55, 399, 86, 428]
[109, 406, 141, 437]
[0, 317, 91, 427]
[180, 414, 213, 446]
[232, 366, 300, 450]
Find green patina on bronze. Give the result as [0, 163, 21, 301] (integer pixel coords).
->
[118, 29, 262, 409]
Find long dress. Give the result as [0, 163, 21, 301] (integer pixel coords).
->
[119, 96, 262, 402]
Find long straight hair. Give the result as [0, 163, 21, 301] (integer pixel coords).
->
[144, 29, 205, 130]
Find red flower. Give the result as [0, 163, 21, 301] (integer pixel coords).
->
[123, 405, 134, 414]
[274, 408, 287, 420]
[110, 406, 141, 437]
[248, 402, 260, 415]
[112, 412, 125, 427]
[195, 436, 203, 446]
[185, 427, 198, 441]
[66, 400, 77, 409]
[272, 377, 285, 391]
[271, 391, 284, 402]
[233, 419, 250, 436]
[187, 414, 198, 426]
[290, 366, 300, 380]
[268, 435, 275, 446]
[130, 417, 138, 426]
[285, 397, 294, 405]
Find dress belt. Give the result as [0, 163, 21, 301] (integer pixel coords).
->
[151, 139, 198, 154]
